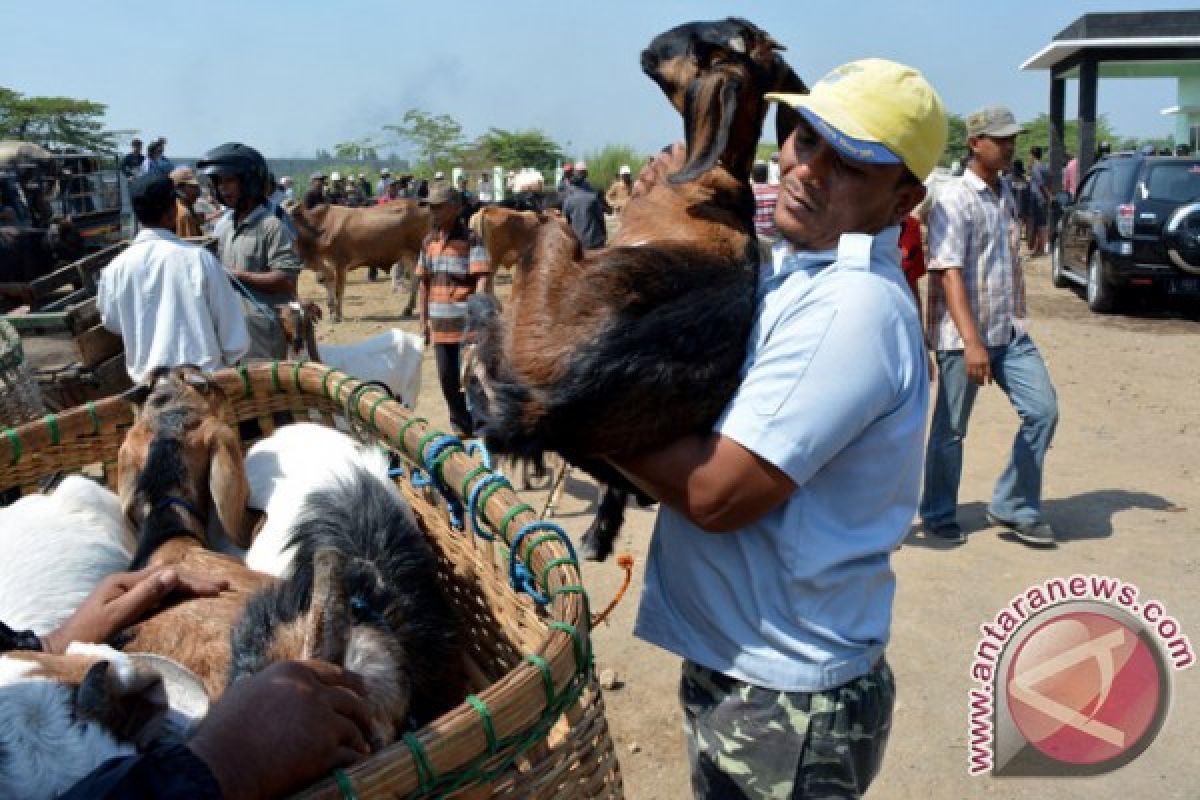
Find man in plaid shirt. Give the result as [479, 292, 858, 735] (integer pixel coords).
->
[416, 185, 491, 436]
[920, 105, 1059, 548]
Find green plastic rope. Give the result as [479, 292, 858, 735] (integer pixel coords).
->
[237, 364, 251, 398]
[430, 443, 462, 487]
[85, 401, 99, 434]
[395, 416, 427, 456]
[499, 502, 535, 541]
[539, 556, 577, 594]
[465, 694, 498, 754]
[333, 374, 352, 403]
[270, 361, 281, 393]
[4, 428, 19, 465]
[415, 430, 442, 463]
[524, 654, 557, 705]
[344, 382, 380, 421]
[292, 360, 306, 391]
[522, 532, 561, 568]
[548, 621, 587, 671]
[459, 464, 489, 500]
[332, 768, 359, 800]
[368, 394, 388, 429]
[43, 414, 59, 446]
[402, 732, 436, 794]
[549, 584, 586, 600]
[321, 367, 337, 399]
[474, 480, 509, 537]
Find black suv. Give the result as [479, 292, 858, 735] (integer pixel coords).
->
[1052, 154, 1200, 311]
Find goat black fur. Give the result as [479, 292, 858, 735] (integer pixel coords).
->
[228, 466, 464, 729]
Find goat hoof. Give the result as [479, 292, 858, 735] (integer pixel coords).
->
[580, 530, 613, 562]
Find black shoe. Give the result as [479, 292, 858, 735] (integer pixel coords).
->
[925, 521, 965, 545]
[986, 511, 1057, 548]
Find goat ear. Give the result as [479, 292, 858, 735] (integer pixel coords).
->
[207, 424, 249, 547]
[671, 70, 740, 185]
[77, 659, 169, 750]
[121, 383, 153, 408]
[773, 66, 809, 149]
[304, 548, 350, 664]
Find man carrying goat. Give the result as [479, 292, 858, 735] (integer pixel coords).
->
[613, 58, 945, 799]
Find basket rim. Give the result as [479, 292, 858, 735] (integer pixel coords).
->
[0, 360, 600, 798]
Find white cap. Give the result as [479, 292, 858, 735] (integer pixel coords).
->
[380, 167, 391, 175]
[574, 160, 588, 171]
[330, 170, 342, 181]
[618, 165, 631, 175]
[434, 170, 445, 180]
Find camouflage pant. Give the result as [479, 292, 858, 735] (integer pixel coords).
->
[680, 658, 895, 799]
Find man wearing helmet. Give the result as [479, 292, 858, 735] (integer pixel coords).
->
[198, 142, 303, 359]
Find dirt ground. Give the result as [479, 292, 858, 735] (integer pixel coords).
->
[303, 251, 1199, 799]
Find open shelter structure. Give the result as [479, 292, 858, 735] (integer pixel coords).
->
[1021, 10, 1200, 188]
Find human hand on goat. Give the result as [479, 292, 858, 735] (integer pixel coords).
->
[631, 143, 687, 198]
[40, 566, 230, 655]
[189, 660, 374, 800]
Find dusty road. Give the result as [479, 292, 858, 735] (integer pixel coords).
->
[305, 252, 1199, 799]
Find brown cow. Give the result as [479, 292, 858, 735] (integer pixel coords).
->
[468, 206, 541, 272]
[290, 200, 431, 322]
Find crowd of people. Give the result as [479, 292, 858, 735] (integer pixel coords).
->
[21, 44, 1104, 794]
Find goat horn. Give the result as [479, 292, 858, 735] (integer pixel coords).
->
[303, 547, 349, 664]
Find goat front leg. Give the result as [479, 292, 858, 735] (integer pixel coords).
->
[581, 485, 629, 562]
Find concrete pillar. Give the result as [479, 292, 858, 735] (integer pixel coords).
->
[1049, 76, 1066, 191]
[1177, 76, 1200, 149]
[1078, 58, 1098, 177]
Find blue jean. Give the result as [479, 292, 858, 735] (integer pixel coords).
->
[920, 333, 1058, 528]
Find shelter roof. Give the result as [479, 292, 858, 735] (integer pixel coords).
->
[1021, 11, 1200, 75]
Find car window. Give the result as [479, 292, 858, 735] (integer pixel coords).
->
[1076, 170, 1099, 202]
[1091, 169, 1114, 203]
[1138, 163, 1200, 203]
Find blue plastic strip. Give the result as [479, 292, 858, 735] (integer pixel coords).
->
[507, 520, 576, 606]
[466, 472, 511, 541]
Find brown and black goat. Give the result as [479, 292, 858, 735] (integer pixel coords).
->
[115, 366, 269, 697]
[472, 18, 807, 560]
[117, 369, 462, 747]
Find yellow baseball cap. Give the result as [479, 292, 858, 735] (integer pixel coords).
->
[766, 58, 947, 180]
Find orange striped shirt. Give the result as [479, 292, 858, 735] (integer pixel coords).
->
[416, 224, 490, 344]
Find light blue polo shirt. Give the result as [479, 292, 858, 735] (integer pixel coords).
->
[634, 227, 928, 693]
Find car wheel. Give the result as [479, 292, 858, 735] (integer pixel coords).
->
[1051, 240, 1071, 288]
[1086, 249, 1116, 313]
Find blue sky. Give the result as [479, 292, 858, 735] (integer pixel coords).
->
[2, 1, 1195, 160]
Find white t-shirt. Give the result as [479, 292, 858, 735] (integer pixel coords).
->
[97, 227, 249, 382]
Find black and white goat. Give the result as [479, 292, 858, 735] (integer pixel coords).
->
[231, 462, 465, 745]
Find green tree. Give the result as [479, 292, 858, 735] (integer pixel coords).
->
[1016, 113, 1117, 159]
[0, 87, 116, 153]
[334, 140, 363, 161]
[472, 128, 564, 173]
[943, 113, 967, 167]
[583, 144, 643, 193]
[384, 110, 464, 169]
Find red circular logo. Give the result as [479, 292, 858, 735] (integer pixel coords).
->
[1006, 611, 1164, 766]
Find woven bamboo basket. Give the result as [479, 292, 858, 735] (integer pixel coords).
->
[0, 318, 45, 428]
[0, 360, 624, 799]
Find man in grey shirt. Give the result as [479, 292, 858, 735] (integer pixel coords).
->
[198, 142, 302, 358]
